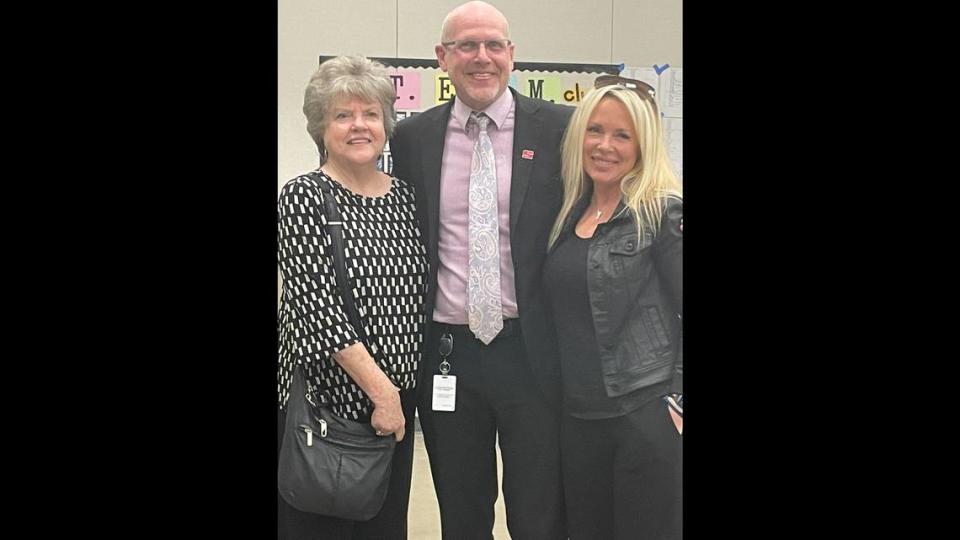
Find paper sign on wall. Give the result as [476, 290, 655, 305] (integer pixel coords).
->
[521, 76, 563, 103]
[388, 70, 421, 110]
[435, 74, 456, 105]
[658, 67, 682, 118]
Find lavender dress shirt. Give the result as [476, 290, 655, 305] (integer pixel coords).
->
[433, 90, 518, 324]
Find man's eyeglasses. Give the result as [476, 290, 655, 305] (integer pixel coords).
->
[441, 39, 512, 55]
[594, 75, 657, 102]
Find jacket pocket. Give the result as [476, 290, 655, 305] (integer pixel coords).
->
[607, 231, 656, 274]
[609, 233, 640, 255]
[641, 305, 671, 351]
[608, 233, 639, 274]
[625, 305, 673, 362]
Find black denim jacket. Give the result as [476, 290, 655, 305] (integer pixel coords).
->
[550, 195, 683, 398]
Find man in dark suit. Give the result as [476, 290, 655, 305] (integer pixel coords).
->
[390, 2, 572, 538]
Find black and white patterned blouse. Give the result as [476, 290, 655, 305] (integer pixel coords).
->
[277, 170, 427, 420]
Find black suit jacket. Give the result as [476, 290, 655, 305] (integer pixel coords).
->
[390, 88, 573, 409]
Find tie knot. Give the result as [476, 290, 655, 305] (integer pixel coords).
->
[470, 112, 490, 132]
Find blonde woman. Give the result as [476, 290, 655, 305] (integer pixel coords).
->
[543, 79, 683, 540]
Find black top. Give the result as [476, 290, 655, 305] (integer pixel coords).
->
[544, 231, 666, 419]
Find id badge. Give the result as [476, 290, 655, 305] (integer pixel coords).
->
[432, 374, 456, 412]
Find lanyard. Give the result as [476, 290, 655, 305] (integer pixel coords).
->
[438, 332, 453, 375]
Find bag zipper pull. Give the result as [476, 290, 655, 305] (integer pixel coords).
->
[304, 427, 313, 446]
[319, 419, 327, 438]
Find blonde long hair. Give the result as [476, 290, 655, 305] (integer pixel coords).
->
[548, 85, 682, 249]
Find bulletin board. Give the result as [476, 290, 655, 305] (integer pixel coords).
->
[318, 57, 682, 181]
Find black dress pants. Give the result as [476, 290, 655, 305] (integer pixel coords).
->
[277, 388, 418, 540]
[560, 396, 682, 540]
[417, 321, 566, 539]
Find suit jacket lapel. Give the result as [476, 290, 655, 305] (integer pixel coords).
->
[422, 103, 454, 254]
[510, 90, 541, 232]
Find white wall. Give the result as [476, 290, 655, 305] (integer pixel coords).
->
[278, 0, 682, 190]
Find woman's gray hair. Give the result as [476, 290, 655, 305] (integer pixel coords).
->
[303, 55, 397, 163]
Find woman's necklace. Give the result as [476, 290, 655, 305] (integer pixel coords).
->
[592, 199, 618, 221]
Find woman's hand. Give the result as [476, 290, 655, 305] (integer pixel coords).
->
[333, 342, 406, 441]
[370, 388, 405, 441]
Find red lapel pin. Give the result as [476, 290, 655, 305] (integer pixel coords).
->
[521, 149, 535, 160]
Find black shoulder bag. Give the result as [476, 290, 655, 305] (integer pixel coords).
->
[277, 176, 397, 521]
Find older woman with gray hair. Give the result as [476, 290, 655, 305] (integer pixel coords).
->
[277, 55, 427, 539]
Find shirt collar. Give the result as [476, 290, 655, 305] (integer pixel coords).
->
[452, 88, 514, 132]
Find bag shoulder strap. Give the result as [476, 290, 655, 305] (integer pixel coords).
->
[315, 174, 394, 381]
